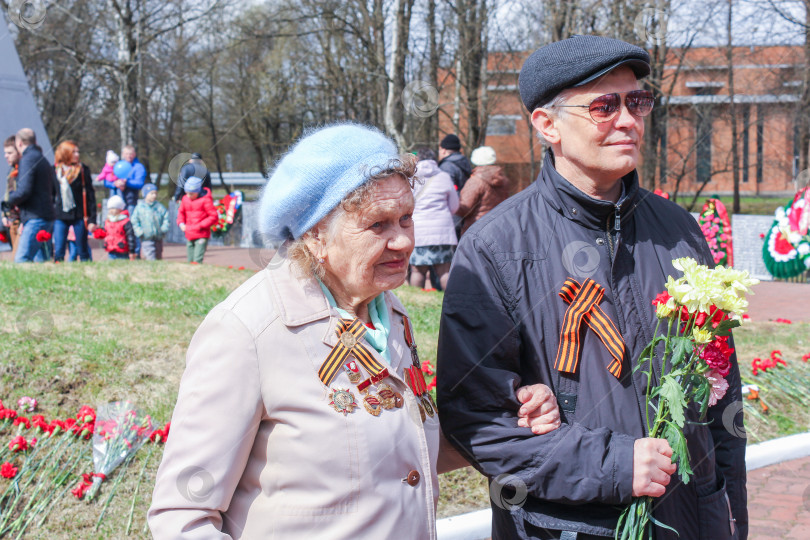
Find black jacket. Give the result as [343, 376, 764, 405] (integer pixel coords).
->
[7, 145, 55, 223]
[173, 161, 213, 201]
[53, 163, 97, 224]
[438, 151, 472, 191]
[437, 153, 746, 540]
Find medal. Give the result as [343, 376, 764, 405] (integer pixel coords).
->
[344, 361, 362, 384]
[418, 400, 426, 422]
[394, 392, 404, 408]
[377, 383, 397, 409]
[340, 331, 358, 349]
[363, 393, 383, 416]
[421, 395, 435, 417]
[329, 388, 358, 415]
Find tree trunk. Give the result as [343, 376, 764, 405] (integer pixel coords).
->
[384, 0, 413, 149]
[727, 0, 740, 213]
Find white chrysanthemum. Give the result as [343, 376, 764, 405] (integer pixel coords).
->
[776, 207, 786, 219]
[799, 243, 810, 256]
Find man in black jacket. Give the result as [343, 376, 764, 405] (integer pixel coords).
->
[437, 36, 746, 540]
[7, 129, 55, 263]
[173, 153, 212, 202]
[438, 134, 472, 191]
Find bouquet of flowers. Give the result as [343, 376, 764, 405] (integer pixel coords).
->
[615, 258, 757, 539]
[762, 186, 810, 279]
[81, 402, 152, 501]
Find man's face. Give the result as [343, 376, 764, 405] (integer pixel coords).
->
[122, 148, 136, 162]
[4, 145, 19, 167]
[543, 67, 644, 185]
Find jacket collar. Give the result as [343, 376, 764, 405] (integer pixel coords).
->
[265, 253, 411, 375]
[538, 151, 640, 231]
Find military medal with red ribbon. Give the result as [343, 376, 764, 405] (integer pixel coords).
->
[403, 315, 436, 419]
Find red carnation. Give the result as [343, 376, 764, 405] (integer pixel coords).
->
[35, 230, 51, 242]
[76, 405, 96, 423]
[700, 338, 733, 377]
[775, 318, 792, 324]
[651, 291, 672, 307]
[0, 462, 17, 479]
[12, 416, 30, 429]
[802, 353, 810, 363]
[92, 228, 107, 239]
[9, 435, 28, 452]
[0, 232, 8, 244]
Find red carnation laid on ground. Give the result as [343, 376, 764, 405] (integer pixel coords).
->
[0, 462, 17, 479]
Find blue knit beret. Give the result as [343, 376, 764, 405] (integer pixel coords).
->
[519, 35, 650, 112]
[258, 124, 399, 243]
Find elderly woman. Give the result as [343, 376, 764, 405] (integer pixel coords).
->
[148, 124, 560, 539]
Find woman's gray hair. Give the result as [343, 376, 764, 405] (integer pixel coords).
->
[535, 89, 573, 147]
[287, 154, 418, 279]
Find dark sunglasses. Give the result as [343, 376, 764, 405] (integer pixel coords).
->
[553, 90, 654, 123]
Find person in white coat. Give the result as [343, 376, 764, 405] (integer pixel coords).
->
[409, 148, 459, 291]
[148, 124, 560, 539]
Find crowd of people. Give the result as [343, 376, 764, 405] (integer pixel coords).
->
[1, 131, 217, 264]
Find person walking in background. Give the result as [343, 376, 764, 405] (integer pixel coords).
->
[173, 153, 212, 202]
[7, 128, 55, 263]
[131, 183, 169, 260]
[456, 146, 512, 236]
[437, 134, 472, 192]
[103, 195, 136, 261]
[2, 136, 22, 260]
[177, 176, 217, 263]
[51, 140, 97, 262]
[408, 148, 459, 291]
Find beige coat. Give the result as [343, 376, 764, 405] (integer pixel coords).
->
[148, 258, 441, 539]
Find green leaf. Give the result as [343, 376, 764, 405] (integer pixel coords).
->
[649, 513, 680, 536]
[670, 336, 692, 367]
[664, 422, 693, 484]
[713, 318, 740, 337]
[660, 377, 687, 428]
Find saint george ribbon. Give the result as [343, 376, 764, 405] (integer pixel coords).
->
[554, 278, 626, 378]
[318, 318, 387, 386]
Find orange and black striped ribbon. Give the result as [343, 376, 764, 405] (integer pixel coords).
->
[554, 278, 625, 379]
[318, 318, 386, 386]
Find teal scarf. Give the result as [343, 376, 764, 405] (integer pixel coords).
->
[318, 281, 391, 363]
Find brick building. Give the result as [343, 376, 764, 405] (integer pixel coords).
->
[439, 44, 804, 196]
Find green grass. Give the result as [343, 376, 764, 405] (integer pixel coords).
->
[0, 262, 805, 531]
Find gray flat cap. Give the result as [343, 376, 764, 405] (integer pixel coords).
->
[518, 35, 650, 112]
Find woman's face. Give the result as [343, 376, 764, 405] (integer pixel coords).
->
[321, 175, 415, 302]
[72, 147, 80, 164]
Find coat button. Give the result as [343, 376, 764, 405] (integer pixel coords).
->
[571, 207, 578, 215]
[405, 470, 420, 486]
[596, 238, 605, 245]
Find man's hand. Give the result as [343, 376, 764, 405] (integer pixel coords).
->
[179, 223, 186, 232]
[87, 223, 97, 233]
[632, 438, 676, 497]
[516, 384, 561, 435]
[1, 217, 8, 227]
[114, 179, 126, 191]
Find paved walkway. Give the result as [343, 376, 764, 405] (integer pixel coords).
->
[749, 456, 810, 539]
